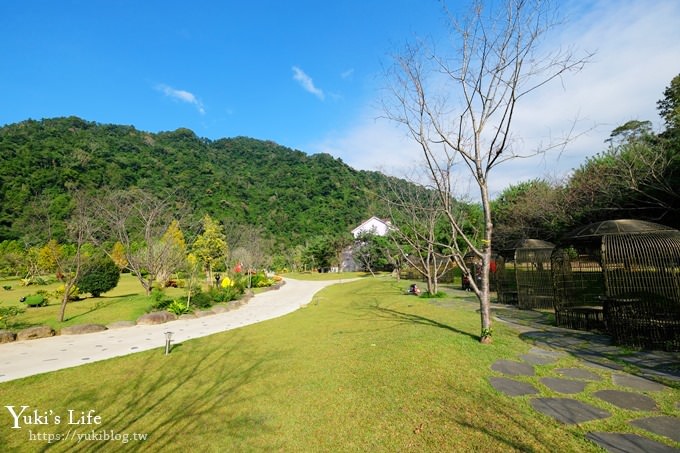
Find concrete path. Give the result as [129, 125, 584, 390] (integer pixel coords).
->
[0, 278, 351, 383]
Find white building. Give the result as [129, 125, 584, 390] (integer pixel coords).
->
[351, 216, 392, 238]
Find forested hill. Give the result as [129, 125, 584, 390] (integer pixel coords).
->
[0, 116, 391, 246]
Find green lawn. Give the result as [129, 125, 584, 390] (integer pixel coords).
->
[0, 273, 365, 332]
[0, 277, 677, 451]
[0, 274, 187, 331]
[283, 271, 372, 281]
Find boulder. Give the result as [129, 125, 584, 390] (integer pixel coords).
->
[211, 306, 229, 314]
[179, 313, 197, 320]
[194, 310, 214, 318]
[136, 311, 176, 325]
[0, 329, 16, 343]
[17, 325, 54, 341]
[61, 324, 107, 335]
[106, 320, 136, 329]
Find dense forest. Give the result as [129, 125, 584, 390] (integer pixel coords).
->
[0, 117, 390, 247]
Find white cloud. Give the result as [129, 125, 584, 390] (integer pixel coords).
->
[315, 0, 680, 199]
[292, 66, 325, 100]
[341, 68, 355, 79]
[156, 84, 205, 114]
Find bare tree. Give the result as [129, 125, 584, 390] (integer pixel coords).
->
[382, 177, 458, 294]
[35, 192, 92, 322]
[384, 0, 589, 342]
[92, 188, 187, 295]
[222, 220, 273, 273]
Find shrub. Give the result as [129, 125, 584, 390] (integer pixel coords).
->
[150, 288, 173, 310]
[0, 306, 24, 328]
[20, 293, 48, 307]
[190, 289, 213, 309]
[209, 285, 242, 304]
[77, 256, 121, 297]
[167, 300, 191, 315]
[54, 284, 80, 301]
[19, 277, 48, 286]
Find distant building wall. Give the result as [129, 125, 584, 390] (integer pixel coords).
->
[351, 216, 391, 238]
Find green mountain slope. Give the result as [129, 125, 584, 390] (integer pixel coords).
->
[0, 117, 390, 246]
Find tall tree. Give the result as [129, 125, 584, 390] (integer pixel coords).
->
[492, 179, 568, 247]
[193, 215, 228, 285]
[384, 0, 589, 342]
[658, 73, 680, 132]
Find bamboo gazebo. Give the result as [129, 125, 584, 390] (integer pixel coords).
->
[550, 219, 680, 350]
[496, 239, 555, 309]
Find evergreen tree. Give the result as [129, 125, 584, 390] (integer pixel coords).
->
[76, 256, 121, 297]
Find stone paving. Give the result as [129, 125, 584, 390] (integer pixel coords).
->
[489, 306, 680, 452]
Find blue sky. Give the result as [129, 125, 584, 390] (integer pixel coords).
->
[2, 1, 680, 196]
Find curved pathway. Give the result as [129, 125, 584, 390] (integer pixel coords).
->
[0, 278, 350, 383]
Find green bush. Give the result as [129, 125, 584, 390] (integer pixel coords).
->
[20, 277, 49, 286]
[21, 294, 47, 307]
[190, 289, 213, 309]
[167, 300, 191, 315]
[209, 285, 242, 304]
[150, 288, 173, 310]
[53, 284, 80, 301]
[0, 306, 25, 328]
[77, 256, 121, 297]
[250, 272, 272, 288]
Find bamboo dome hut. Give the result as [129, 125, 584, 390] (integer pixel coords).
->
[496, 239, 555, 309]
[551, 219, 680, 350]
[463, 252, 498, 293]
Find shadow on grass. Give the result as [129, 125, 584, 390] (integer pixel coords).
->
[37, 333, 279, 452]
[366, 302, 479, 342]
[445, 382, 568, 453]
[63, 297, 130, 323]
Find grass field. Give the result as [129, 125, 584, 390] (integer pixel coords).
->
[0, 276, 678, 451]
[0, 272, 371, 332]
[0, 274, 186, 331]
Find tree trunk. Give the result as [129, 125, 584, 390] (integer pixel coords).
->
[479, 186, 494, 343]
[58, 281, 74, 322]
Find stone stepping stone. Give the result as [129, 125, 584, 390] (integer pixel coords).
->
[540, 377, 588, 394]
[612, 374, 667, 392]
[574, 353, 624, 371]
[520, 353, 559, 365]
[630, 416, 680, 443]
[529, 347, 566, 359]
[554, 367, 603, 381]
[489, 377, 539, 397]
[530, 398, 610, 424]
[491, 360, 535, 376]
[593, 390, 657, 411]
[586, 432, 679, 453]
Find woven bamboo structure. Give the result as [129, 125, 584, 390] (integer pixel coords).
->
[551, 219, 680, 351]
[504, 239, 555, 309]
[463, 252, 498, 292]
